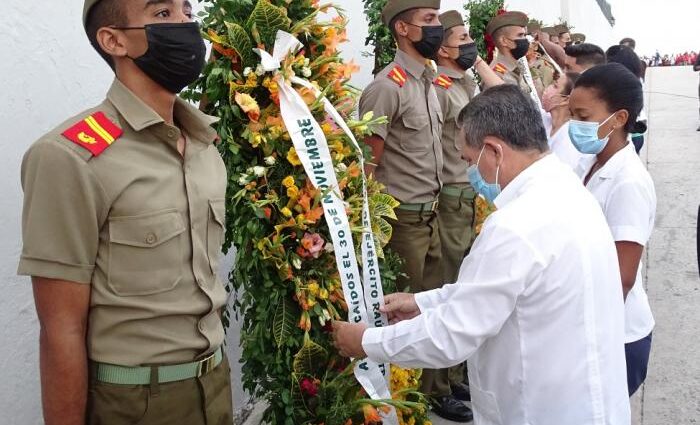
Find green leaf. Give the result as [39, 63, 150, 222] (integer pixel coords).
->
[246, 0, 291, 46]
[224, 22, 255, 67]
[272, 298, 297, 347]
[292, 336, 327, 376]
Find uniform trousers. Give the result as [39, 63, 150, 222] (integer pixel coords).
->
[387, 207, 446, 396]
[87, 355, 234, 425]
[437, 187, 477, 390]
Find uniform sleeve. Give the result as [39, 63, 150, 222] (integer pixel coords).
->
[605, 180, 655, 245]
[358, 80, 400, 140]
[363, 223, 544, 368]
[464, 77, 478, 101]
[18, 141, 107, 283]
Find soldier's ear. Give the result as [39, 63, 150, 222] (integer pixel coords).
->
[437, 45, 450, 60]
[395, 20, 410, 38]
[96, 27, 129, 60]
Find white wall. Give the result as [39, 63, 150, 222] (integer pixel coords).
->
[0, 1, 614, 423]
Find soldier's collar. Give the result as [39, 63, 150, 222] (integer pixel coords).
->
[395, 49, 433, 79]
[107, 79, 219, 144]
[437, 66, 466, 80]
[495, 52, 519, 71]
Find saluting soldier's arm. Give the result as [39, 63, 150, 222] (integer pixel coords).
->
[18, 140, 106, 425]
[474, 56, 505, 88]
[536, 31, 567, 69]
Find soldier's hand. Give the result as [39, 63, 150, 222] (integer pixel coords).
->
[381, 293, 420, 324]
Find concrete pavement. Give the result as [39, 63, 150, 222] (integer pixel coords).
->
[430, 65, 700, 425]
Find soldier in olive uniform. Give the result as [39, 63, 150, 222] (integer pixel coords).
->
[556, 24, 573, 48]
[571, 33, 587, 45]
[487, 11, 532, 94]
[359, 0, 474, 421]
[18, 1, 232, 424]
[433, 10, 505, 416]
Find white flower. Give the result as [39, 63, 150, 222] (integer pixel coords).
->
[318, 316, 327, 327]
[302, 67, 312, 78]
[243, 67, 253, 77]
[335, 163, 347, 173]
[255, 64, 265, 76]
[304, 58, 310, 67]
[264, 156, 276, 166]
[252, 166, 266, 177]
[238, 174, 249, 185]
[324, 242, 334, 254]
[292, 257, 302, 270]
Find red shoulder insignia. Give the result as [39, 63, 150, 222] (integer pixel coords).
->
[62, 112, 122, 157]
[493, 63, 508, 75]
[387, 66, 408, 87]
[434, 74, 453, 89]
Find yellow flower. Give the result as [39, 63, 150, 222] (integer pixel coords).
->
[287, 186, 299, 199]
[282, 176, 296, 188]
[281, 207, 293, 217]
[251, 133, 265, 148]
[234, 92, 261, 122]
[287, 147, 302, 166]
[319, 288, 329, 300]
[308, 281, 320, 296]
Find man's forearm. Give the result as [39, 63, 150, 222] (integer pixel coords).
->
[39, 331, 88, 425]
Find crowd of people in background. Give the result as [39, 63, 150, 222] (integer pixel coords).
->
[642, 51, 699, 67]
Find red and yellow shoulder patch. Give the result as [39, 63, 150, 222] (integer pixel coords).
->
[493, 63, 508, 75]
[62, 112, 122, 157]
[387, 66, 408, 87]
[434, 74, 453, 89]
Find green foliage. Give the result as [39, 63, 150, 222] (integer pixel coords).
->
[465, 0, 505, 60]
[363, 0, 395, 75]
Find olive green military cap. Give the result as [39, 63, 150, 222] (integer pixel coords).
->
[439, 10, 466, 32]
[83, 0, 103, 30]
[555, 24, 570, 36]
[541, 26, 557, 36]
[572, 33, 586, 43]
[485, 11, 528, 37]
[527, 20, 542, 34]
[381, 0, 441, 26]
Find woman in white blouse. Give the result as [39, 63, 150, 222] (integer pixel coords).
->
[569, 62, 656, 396]
[540, 71, 590, 170]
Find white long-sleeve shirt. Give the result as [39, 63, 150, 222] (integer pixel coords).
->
[363, 155, 630, 425]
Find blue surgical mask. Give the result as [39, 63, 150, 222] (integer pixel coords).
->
[467, 146, 501, 203]
[568, 113, 617, 154]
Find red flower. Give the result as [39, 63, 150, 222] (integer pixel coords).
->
[300, 377, 318, 397]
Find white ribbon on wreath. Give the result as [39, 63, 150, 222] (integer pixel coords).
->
[254, 30, 398, 424]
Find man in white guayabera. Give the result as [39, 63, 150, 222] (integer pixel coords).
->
[333, 85, 631, 425]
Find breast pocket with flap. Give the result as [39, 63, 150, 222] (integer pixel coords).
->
[108, 209, 185, 296]
[207, 199, 226, 275]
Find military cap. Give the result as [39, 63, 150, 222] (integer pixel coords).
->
[381, 0, 441, 26]
[485, 11, 528, 37]
[439, 10, 466, 32]
[83, 0, 102, 30]
[571, 33, 586, 44]
[554, 24, 570, 36]
[527, 20, 542, 35]
[541, 26, 557, 36]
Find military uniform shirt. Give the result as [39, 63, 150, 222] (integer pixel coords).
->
[18, 79, 228, 366]
[491, 52, 531, 94]
[359, 49, 444, 204]
[434, 66, 477, 186]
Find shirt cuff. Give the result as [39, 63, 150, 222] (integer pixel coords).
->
[415, 289, 442, 312]
[362, 327, 391, 364]
[18, 256, 94, 284]
[610, 225, 648, 245]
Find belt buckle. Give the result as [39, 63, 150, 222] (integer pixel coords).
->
[430, 200, 439, 212]
[197, 351, 217, 377]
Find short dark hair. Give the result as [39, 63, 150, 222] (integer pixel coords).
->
[619, 37, 636, 49]
[389, 9, 417, 40]
[574, 63, 646, 134]
[458, 85, 548, 152]
[85, 0, 127, 70]
[564, 43, 606, 68]
[606, 45, 643, 78]
[561, 72, 580, 96]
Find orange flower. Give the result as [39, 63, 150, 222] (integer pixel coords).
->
[234, 92, 260, 122]
[347, 162, 361, 178]
[363, 405, 382, 424]
[305, 206, 324, 224]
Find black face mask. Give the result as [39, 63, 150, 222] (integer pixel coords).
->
[450, 42, 478, 70]
[117, 22, 206, 94]
[509, 38, 530, 60]
[405, 23, 445, 59]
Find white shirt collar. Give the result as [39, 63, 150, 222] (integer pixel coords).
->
[494, 154, 558, 209]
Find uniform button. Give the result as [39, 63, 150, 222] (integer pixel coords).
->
[145, 233, 157, 245]
[167, 129, 176, 139]
[198, 322, 205, 331]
